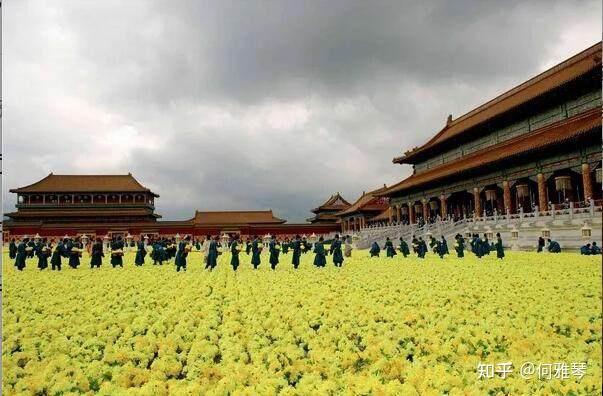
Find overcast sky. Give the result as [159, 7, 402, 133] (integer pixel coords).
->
[3, 1, 601, 222]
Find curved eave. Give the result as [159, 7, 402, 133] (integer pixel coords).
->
[10, 188, 160, 196]
[381, 107, 601, 197]
[392, 42, 602, 165]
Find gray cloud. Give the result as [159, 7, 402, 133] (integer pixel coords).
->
[3, 0, 601, 221]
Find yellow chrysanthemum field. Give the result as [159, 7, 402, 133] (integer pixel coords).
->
[2, 250, 602, 395]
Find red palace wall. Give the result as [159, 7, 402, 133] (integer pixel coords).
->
[3, 221, 341, 242]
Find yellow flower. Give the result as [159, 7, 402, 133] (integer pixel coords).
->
[1, 249, 601, 393]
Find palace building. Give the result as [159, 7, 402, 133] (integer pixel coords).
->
[379, 42, 602, 224]
[6, 173, 161, 224]
[336, 185, 390, 232]
[306, 193, 350, 224]
[3, 174, 338, 241]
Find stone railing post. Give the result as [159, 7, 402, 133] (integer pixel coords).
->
[534, 206, 539, 218]
[569, 202, 574, 220]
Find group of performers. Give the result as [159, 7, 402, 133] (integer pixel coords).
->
[8, 233, 351, 272]
[369, 233, 506, 260]
[9, 230, 600, 272]
[580, 241, 601, 255]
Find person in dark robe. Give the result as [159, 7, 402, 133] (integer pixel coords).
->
[134, 237, 146, 266]
[90, 237, 104, 268]
[330, 234, 344, 267]
[34, 238, 43, 266]
[292, 235, 302, 269]
[230, 235, 240, 271]
[37, 238, 50, 270]
[398, 237, 409, 257]
[417, 237, 427, 259]
[411, 235, 419, 255]
[302, 238, 311, 253]
[110, 236, 125, 268]
[537, 237, 545, 252]
[26, 238, 36, 259]
[168, 239, 178, 261]
[482, 234, 490, 255]
[435, 239, 445, 259]
[205, 236, 219, 270]
[59, 238, 68, 260]
[384, 237, 396, 258]
[162, 239, 170, 262]
[68, 237, 82, 269]
[580, 243, 591, 255]
[175, 236, 190, 272]
[9, 238, 17, 259]
[164, 239, 172, 260]
[269, 235, 280, 270]
[547, 239, 561, 253]
[250, 236, 261, 269]
[454, 234, 465, 258]
[428, 236, 437, 253]
[245, 238, 252, 255]
[282, 238, 290, 254]
[495, 232, 505, 259]
[15, 238, 28, 270]
[195, 239, 201, 251]
[164, 239, 171, 260]
[51, 239, 63, 271]
[174, 238, 183, 268]
[369, 241, 380, 257]
[64, 237, 74, 267]
[441, 236, 449, 255]
[471, 234, 482, 258]
[590, 242, 601, 255]
[152, 239, 164, 265]
[201, 236, 210, 269]
[313, 236, 326, 267]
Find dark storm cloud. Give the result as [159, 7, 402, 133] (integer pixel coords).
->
[3, 0, 601, 221]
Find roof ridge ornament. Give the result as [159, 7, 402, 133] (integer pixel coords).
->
[446, 114, 453, 126]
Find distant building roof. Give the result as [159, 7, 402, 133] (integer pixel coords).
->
[394, 41, 602, 164]
[311, 192, 351, 213]
[335, 185, 390, 217]
[192, 210, 286, 225]
[10, 173, 159, 197]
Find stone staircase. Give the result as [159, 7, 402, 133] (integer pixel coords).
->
[355, 202, 603, 251]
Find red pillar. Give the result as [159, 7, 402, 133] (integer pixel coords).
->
[582, 163, 593, 202]
[473, 188, 481, 218]
[503, 180, 512, 213]
[440, 194, 447, 218]
[422, 199, 429, 221]
[537, 173, 547, 211]
[408, 202, 415, 224]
